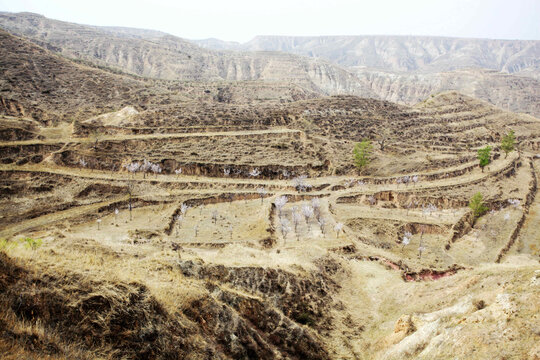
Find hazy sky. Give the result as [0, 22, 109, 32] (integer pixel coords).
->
[0, 0, 538, 42]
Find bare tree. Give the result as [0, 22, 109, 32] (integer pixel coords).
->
[334, 222, 344, 237]
[376, 126, 392, 151]
[403, 176, 410, 187]
[151, 163, 162, 178]
[292, 175, 312, 192]
[180, 203, 190, 215]
[125, 162, 140, 179]
[401, 231, 412, 251]
[280, 218, 291, 244]
[249, 168, 261, 177]
[274, 196, 288, 218]
[141, 159, 152, 178]
[311, 198, 321, 221]
[211, 210, 219, 224]
[318, 217, 327, 236]
[302, 204, 314, 231]
[418, 240, 426, 259]
[257, 187, 267, 204]
[292, 208, 302, 240]
[175, 214, 183, 235]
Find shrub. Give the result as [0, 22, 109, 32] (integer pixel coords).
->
[469, 192, 488, 219]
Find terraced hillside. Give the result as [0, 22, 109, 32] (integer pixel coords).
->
[0, 19, 539, 360]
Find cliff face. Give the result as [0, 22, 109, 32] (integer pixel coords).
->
[0, 12, 376, 98]
[356, 68, 540, 116]
[1, 12, 538, 116]
[195, 35, 540, 116]
[226, 35, 540, 77]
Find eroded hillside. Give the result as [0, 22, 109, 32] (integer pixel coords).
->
[0, 17, 539, 360]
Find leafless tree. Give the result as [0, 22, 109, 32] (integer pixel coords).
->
[334, 222, 344, 237]
[151, 163, 162, 177]
[175, 214, 183, 234]
[257, 187, 267, 204]
[311, 198, 321, 221]
[141, 159, 152, 178]
[292, 175, 312, 192]
[292, 208, 302, 240]
[418, 240, 425, 259]
[318, 217, 327, 235]
[249, 168, 261, 177]
[280, 218, 291, 244]
[274, 196, 288, 218]
[401, 231, 412, 251]
[302, 204, 314, 231]
[212, 210, 219, 224]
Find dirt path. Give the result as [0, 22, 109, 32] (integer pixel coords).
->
[0, 196, 128, 238]
[0, 151, 517, 194]
[332, 204, 463, 225]
[512, 158, 540, 257]
[0, 128, 301, 146]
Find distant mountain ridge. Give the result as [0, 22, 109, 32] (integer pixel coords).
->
[195, 35, 540, 77]
[0, 12, 377, 99]
[0, 12, 538, 116]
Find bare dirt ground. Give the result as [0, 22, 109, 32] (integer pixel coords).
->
[1, 92, 539, 360]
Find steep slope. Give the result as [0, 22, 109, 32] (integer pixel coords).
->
[204, 35, 540, 77]
[0, 12, 377, 98]
[356, 68, 540, 116]
[0, 29, 168, 123]
[194, 35, 540, 115]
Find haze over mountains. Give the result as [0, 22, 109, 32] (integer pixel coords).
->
[195, 35, 540, 76]
[0, 11, 539, 116]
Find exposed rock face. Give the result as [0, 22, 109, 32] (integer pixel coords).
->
[195, 35, 540, 115]
[355, 68, 540, 116]
[203, 35, 540, 77]
[2, 12, 538, 115]
[0, 12, 376, 98]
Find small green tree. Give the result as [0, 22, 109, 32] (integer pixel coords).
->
[500, 130, 516, 158]
[469, 192, 488, 220]
[353, 140, 373, 171]
[477, 146, 492, 172]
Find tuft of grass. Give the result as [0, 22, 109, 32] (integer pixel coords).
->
[0, 238, 16, 252]
[20, 237, 43, 251]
